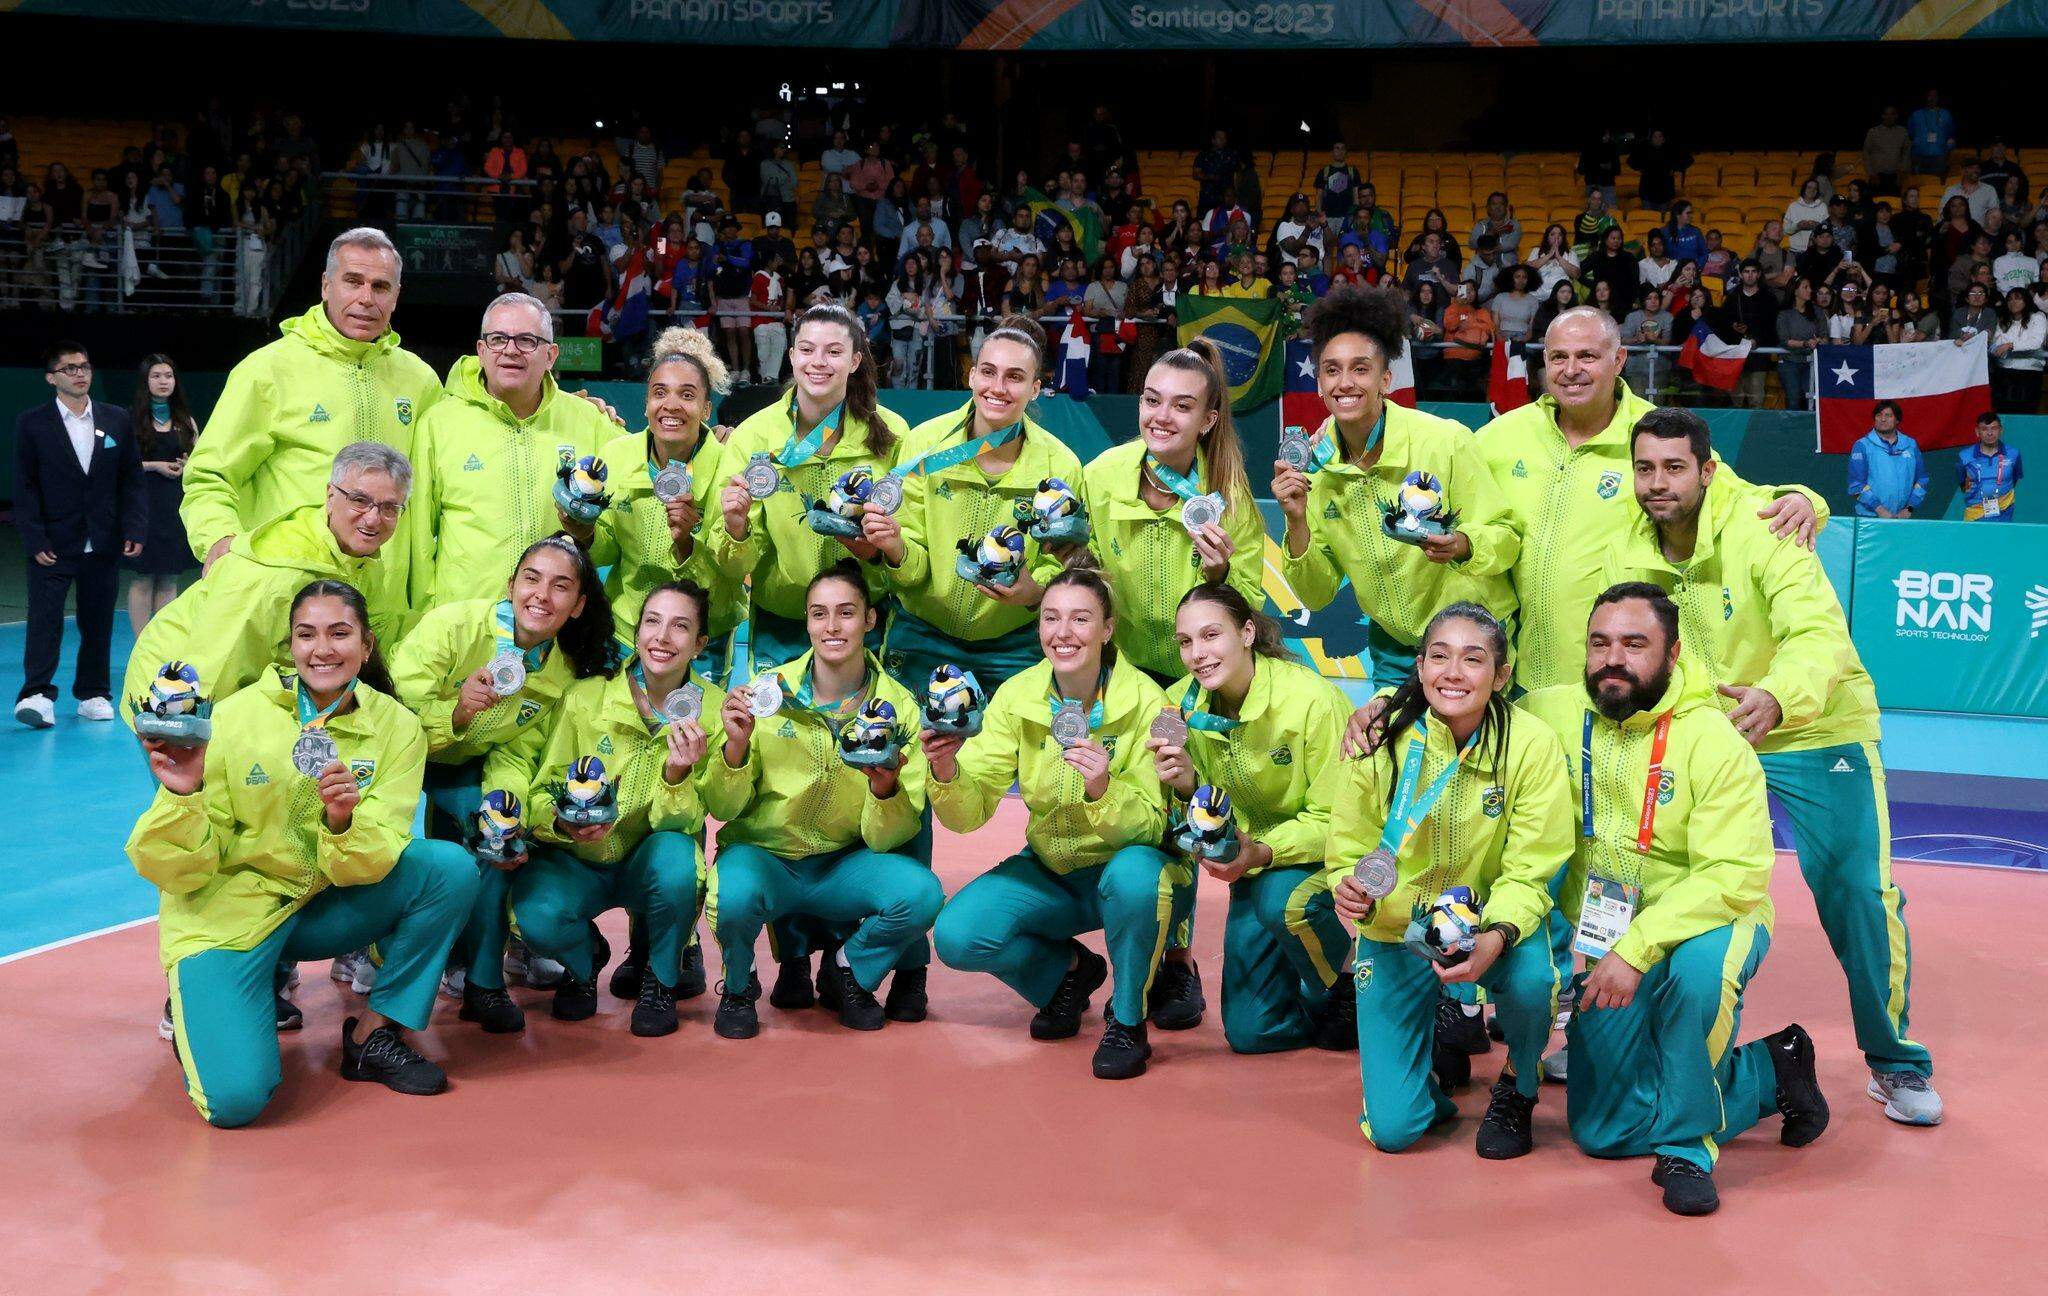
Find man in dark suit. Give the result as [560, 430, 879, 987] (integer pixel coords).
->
[13, 340, 145, 728]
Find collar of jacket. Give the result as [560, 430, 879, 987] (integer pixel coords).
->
[1181, 652, 1280, 730]
[1588, 657, 1700, 735]
[1618, 471, 1746, 574]
[603, 659, 709, 728]
[446, 354, 560, 427]
[1313, 402, 1432, 477]
[926, 401, 1056, 486]
[257, 663, 384, 736]
[282, 302, 401, 366]
[242, 503, 377, 580]
[1015, 652, 1152, 734]
[1386, 697, 1511, 776]
[1862, 430, 1915, 457]
[1530, 380, 1656, 454]
[1098, 438, 1209, 519]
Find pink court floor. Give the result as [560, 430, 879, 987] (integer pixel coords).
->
[5, 799, 2037, 1293]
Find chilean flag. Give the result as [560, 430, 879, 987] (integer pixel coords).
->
[1279, 336, 1415, 436]
[1676, 318, 1750, 390]
[1056, 309, 1090, 400]
[590, 246, 651, 341]
[1488, 337, 1530, 414]
[1815, 334, 1991, 454]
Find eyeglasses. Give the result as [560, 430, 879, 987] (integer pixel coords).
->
[330, 484, 405, 521]
[482, 332, 550, 355]
[49, 362, 91, 376]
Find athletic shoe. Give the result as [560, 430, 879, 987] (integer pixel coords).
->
[1147, 957, 1205, 1031]
[609, 942, 645, 1000]
[815, 946, 845, 1013]
[1651, 1154, 1719, 1216]
[349, 956, 377, 995]
[832, 961, 886, 1032]
[505, 939, 565, 989]
[1313, 987, 1358, 1052]
[77, 697, 115, 721]
[1475, 1078, 1536, 1159]
[884, 966, 929, 1023]
[329, 951, 361, 984]
[1766, 1024, 1830, 1145]
[279, 964, 300, 996]
[1868, 1069, 1944, 1127]
[551, 931, 610, 1021]
[1031, 942, 1108, 1041]
[157, 998, 175, 1041]
[1439, 998, 1491, 1055]
[631, 972, 678, 1038]
[1541, 1047, 1569, 1084]
[438, 968, 466, 1001]
[275, 994, 303, 1032]
[460, 982, 524, 1034]
[81, 253, 107, 269]
[677, 942, 707, 1000]
[1092, 1013, 1152, 1080]
[339, 1016, 447, 1096]
[769, 956, 815, 1010]
[714, 977, 762, 1040]
[14, 696, 54, 729]
[1432, 1035, 1472, 1091]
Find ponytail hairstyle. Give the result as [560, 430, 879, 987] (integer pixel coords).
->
[640, 578, 712, 642]
[1174, 581, 1291, 660]
[806, 555, 874, 613]
[789, 303, 892, 458]
[288, 578, 396, 697]
[514, 535, 617, 680]
[979, 312, 1048, 371]
[648, 324, 732, 399]
[1042, 550, 1119, 672]
[1366, 602, 1513, 795]
[1146, 337, 1251, 509]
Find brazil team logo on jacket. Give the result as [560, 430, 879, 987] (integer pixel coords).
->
[1656, 769, 1676, 805]
[1270, 745, 1293, 766]
[1596, 470, 1622, 500]
[395, 398, 413, 426]
[349, 759, 377, 787]
[1482, 785, 1505, 818]
[1722, 587, 1734, 620]
[517, 700, 542, 726]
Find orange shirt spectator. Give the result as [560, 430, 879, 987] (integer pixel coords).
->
[1442, 290, 1496, 362]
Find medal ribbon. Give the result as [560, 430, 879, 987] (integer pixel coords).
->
[1581, 710, 1674, 854]
[1319, 411, 1384, 469]
[295, 679, 356, 729]
[775, 394, 844, 469]
[1047, 668, 1109, 735]
[790, 659, 872, 721]
[883, 408, 1024, 491]
[1376, 715, 1480, 857]
[1142, 450, 1205, 502]
[644, 427, 697, 485]
[1179, 680, 1243, 734]
[494, 600, 551, 671]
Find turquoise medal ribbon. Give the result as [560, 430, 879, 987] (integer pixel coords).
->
[1180, 679, 1243, 734]
[1376, 715, 1480, 857]
[295, 679, 357, 728]
[1143, 451, 1205, 502]
[886, 411, 1024, 489]
[776, 395, 844, 469]
[494, 601, 551, 671]
[1047, 668, 1109, 734]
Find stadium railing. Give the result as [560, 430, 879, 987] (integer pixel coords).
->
[321, 173, 537, 225]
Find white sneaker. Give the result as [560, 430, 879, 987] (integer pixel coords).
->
[81, 253, 107, 269]
[77, 697, 115, 721]
[157, 998, 175, 1041]
[14, 696, 54, 729]
[505, 938, 565, 988]
[328, 951, 361, 984]
[350, 957, 377, 994]
[440, 967, 467, 1000]
[1541, 1047, 1569, 1083]
[1868, 1070, 1944, 1126]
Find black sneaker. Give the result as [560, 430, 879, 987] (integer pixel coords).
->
[1475, 1077, 1536, 1159]
[832, 961, 886, 1031]
[769, 956, 816, 1010]
[884, 966, 929, 1023]
[1031, 942, 1109, 1041]
[339, 1016, 447, 1096]
[1651, 1154, 1720, 1216]
[460, 982, 525, 1034]
[1147, 957, 1205, 1031]
[551, 930, 611, 1022]
[1432, 999, 1473, 1090]
[632, 972, 678, 1037]
[1439, 997, 1491, 1055]
[1487, 1013, 1506, 1043]
[1093, 1013, 1152, 1079]
[608, 942, 645, 1000]
[1767, 1023, 1830, 1147]
[275, 994, 303, 1033]
[1314, 987, 1358, 1052]
[815, 945, 845, 1012]
[677, 941, 707, 1000]
[714, 976, 762, 1039]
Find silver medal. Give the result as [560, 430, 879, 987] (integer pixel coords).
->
[653, 461, 692, 503]
[292, 727, 340, 779]
[1278, 428, 1314, 471]
[1351, 848, 1400, 900]
[487, 651, 527, 697]
[867, 474, 904, 515]
[745, 675, 785, 718]
[1050, 701, 1090, 749]
[742, 453, 781, 500]
[662, 684, 704, 725]
[1180, 492, 1225, 535]
[1149, 709, 1189, 748]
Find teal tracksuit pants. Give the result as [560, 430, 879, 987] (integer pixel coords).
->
[934, 845, 1189, 1027]
[510, 833, 703, 989]
[1220, 866, 1353, 1054]
[1566, 917, 1778, 1171]
[423, 756, 515, 992]
[1366, 623, 1417, 692]
[711, 840, 944, 992]
[1353, 932, 1560, 1151]
[1759, 741, 1930, 1076]
[164, 838, 478, 1128]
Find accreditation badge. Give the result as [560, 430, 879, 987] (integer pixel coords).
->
[1572, 875, 1640, 960]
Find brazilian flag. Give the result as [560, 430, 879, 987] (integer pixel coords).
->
[1176, 295, 1285, 408]
[1022, 187, 1103, 265]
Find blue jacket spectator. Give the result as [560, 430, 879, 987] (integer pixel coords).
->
[1848, 409, 1929, 517]
[1957, 414, 2023, 520]
[1907, 93, 1956, 173]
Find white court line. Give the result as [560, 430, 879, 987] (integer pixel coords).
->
[0, 915, 156, 965]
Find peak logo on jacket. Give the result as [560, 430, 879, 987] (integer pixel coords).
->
[308, 405, 330, 424]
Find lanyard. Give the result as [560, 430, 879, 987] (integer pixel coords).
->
[776, 394, 843, 469]
[1581, 710, 1673, 853]
[1142, 451, 1204, 502]
[1331, 411, 1386, 464]
[791, 661, 871, 718]
[1179, 679, 1243, 734]
[494, 601, 551, 671]
[887, 407, 1023, 488]
[295, 679, 356, 729]
[1376, 716, 1480, 857]
[1047, 669, 1108, 733]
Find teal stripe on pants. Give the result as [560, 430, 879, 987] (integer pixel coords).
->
[1352, 932, 1557, 1151]
[510, 833, 702, 987]
[165, 838, 478, 1128]
[1219, 865, 1352, 1054]
[1759, 741, 1930, 1076]
[1565, 918, 1776, 1171]
[933, 845, 1187, 1027]
[712, 840, 944, 992]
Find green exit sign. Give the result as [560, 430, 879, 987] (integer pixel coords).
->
[554, 337, 603, 373]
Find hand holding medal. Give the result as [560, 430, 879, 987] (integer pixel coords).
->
[1147, 707, 1196, 796]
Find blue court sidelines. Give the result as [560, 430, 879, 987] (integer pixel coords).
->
[3, 615, 2043, 961]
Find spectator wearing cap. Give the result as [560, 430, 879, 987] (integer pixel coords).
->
[1272, 195, 1327, 268]
[1863, 106, 1911, 196]
[1957, 411, 2024, 520]
[1470, 191, 1523, 261]
[1847, 401, 1927, 518]
[754, 210, 795, 276]
[1907, 90, 1957, 176]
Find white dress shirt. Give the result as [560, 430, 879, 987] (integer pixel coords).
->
[57, 398, 98, 552]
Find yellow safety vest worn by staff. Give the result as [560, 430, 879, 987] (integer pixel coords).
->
[591, 428, 742, 645]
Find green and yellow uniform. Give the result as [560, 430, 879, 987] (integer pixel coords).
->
[1521, 664, 1783, 1171]
[591, 428, 742, 652]
[1079, 439, 1267, 683]
[706, 396, 911, 670]
[415, 356, 613, 609]
[1282, 403, 1520, 688]
[931, 655, 1183, 1027]
[1166, 656, 1352, 1054]
[1319, 703, 1571, 1150]
[119, 504, 405, 730]
[126, 667, 477, 1127]
[1602, 475, 1927, 1077]
[181, 303, 442, 631]
[879, 401, 1077, 694]
[505, 664, 725, 991]
[702, 651, 939, 993]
